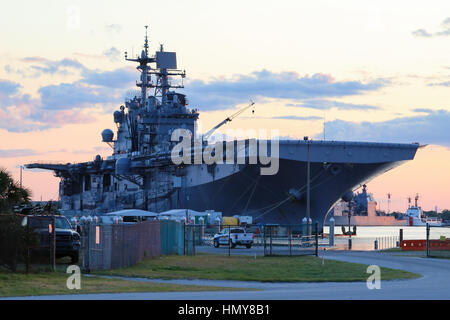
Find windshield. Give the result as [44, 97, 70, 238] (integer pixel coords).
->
[28, 216, 72, 229]
[55, 217, 72, 229]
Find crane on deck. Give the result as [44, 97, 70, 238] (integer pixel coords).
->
[202, 100, 255, 141]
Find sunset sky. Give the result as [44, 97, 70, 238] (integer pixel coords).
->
[0, 0, 449, 212]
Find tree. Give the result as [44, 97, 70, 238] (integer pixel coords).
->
[0, 168, 31, 213]
[0, 214, 38, 272]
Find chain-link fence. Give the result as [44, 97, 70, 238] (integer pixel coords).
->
[373, 236, 400, 250]
[184, 223, 319, 257]
[426, 225, 450, 258]
[80, 220, 161, 271]
[0, 214, 68, 272]
[262, 224, 319, 256]
[399, 225, 450, 258]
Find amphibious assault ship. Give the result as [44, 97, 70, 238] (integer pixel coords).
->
[26, 28, 420, 226]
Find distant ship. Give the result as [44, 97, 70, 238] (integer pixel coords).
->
[25, 28, 421, 227]
[405, 195, 443, 226]
[328, 185, 406, 226]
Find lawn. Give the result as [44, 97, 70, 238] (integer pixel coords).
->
[97, 254, 420, 282]
[0, 271, 244, 298]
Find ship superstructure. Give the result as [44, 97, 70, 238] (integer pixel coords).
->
[26, 29, 421, 227]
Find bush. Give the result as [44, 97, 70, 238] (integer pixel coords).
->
[0, 214, 38, 272]
[0, 168, 31, 213]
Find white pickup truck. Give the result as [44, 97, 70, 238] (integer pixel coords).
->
[213, 227, 254, 248]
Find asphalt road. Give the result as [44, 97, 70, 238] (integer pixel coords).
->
[3, 250, 450, 300]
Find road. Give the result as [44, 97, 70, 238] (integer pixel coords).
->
[3, 250, 450, 300]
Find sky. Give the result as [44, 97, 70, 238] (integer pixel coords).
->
[0, 0, 449, 212]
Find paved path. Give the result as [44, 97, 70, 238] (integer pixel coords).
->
[3, 251, 450, 300]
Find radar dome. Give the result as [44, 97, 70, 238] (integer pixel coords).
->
[115, 157, 131, 175]
[341, 191, 355, 202]
[101, 129, 114, 142]
[113, 111, 124, 123]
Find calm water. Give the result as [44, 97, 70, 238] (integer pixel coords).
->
[322, 226, 450, 250]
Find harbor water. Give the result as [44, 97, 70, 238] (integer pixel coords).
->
[322, 226, 450, 250]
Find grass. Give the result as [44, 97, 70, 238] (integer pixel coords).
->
[380, 248, 403, 252]
[0, 271, 244, 297]
[428, 251, 450, 259]
[97, 253, 420, 282]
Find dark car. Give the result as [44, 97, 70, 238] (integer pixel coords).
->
[28, 215, 81, 263]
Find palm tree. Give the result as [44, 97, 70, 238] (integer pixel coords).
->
[0, 168, 31, 213]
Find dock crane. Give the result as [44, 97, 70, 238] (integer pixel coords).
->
[202, 100, 255, 141]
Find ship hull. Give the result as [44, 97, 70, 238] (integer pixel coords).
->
[173, 158, 407, 227]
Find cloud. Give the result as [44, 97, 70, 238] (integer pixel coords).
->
[29, 58, 86, 75]
[0, 79, 22, 96]
[0, 58, 136, 131]
[103, 47, 121, 61]
[81, 68, 136, 89]
[412, 17, 450, 38]
[413, 108, 434, 113]
[272, 115, 323, 121]
[0, 149, 39, 158]
[185, 70, 387, 111]
[0, 147, 110, 158]
[286, 99, 380, 111]
[428, 81, 450, 87]
[38, 82, 117, 110]
[412, 29, 433, 38]
[105, 24, 122, 34]
[316, 109, 450, 147]
[5, 57, 86, 78]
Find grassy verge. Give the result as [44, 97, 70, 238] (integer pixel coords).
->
[380, 248, 403, 252]
[0, 271, 244, 297]
[97, 254, 420, 282]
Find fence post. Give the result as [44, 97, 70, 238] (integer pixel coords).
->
[26, 218, 30, 274]
[329, 217, 335, 247]
[183, 222, 186, 255]
[315, 222, 319, 257]
[51, 216, 56, 271]
[192, 224, 196, 256]
[270, 226, 273, 256]
[426, 223, 430, 258]
[289, 226, 292, 256]
[228, 225, 231, 257]
[263, 226, 267, 256]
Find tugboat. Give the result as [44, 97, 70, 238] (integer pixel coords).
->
[405, 194, 443, 226]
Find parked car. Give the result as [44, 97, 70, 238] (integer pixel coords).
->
[27, 215, 81, 263]
[213, 227, 254, 248]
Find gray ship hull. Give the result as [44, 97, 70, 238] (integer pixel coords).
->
[159, 140, 420, 227]
[174, 159, 405, 226]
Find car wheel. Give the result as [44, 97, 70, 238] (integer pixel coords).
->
[246, 244, 252, 249]
[214, 240, 219, 248]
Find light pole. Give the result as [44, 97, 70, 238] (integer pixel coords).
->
[305, 137, 311, 236]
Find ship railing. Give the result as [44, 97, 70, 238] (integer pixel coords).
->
[25, 160, 70, 166]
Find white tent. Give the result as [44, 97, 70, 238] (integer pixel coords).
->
[105, 209, 158, 217]
[159, 209, 203, 217]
